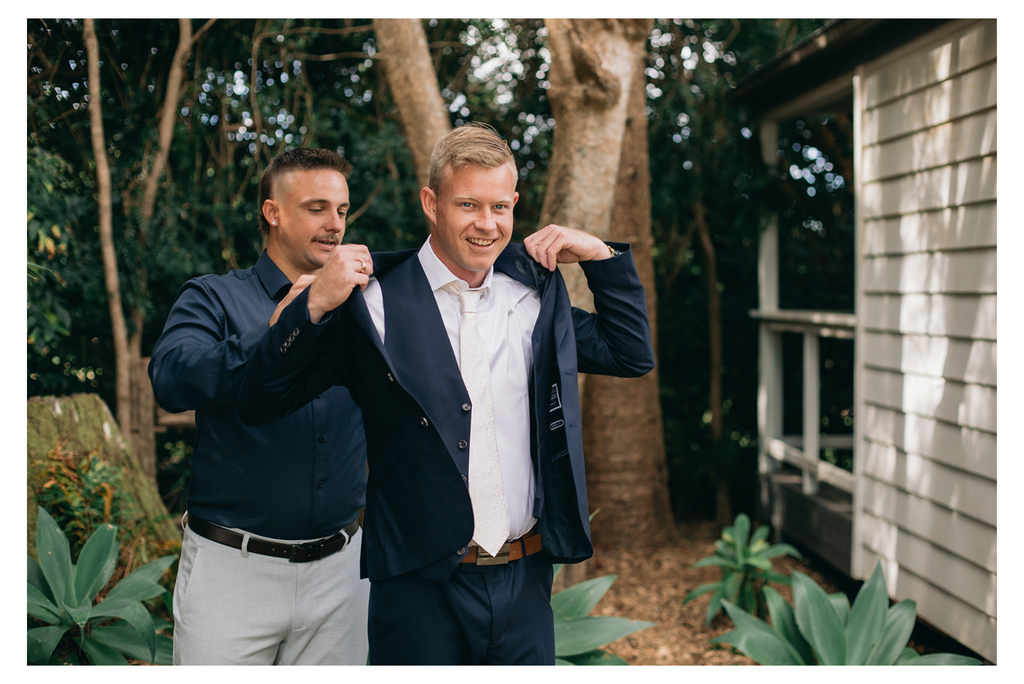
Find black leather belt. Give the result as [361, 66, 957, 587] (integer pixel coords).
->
[185, 513, 359, 563]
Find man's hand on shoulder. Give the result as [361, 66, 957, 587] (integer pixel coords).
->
[306, 244, 373, 324]
[524, 224, 612, 271]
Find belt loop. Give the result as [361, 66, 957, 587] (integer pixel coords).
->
[180, 511, 188, 531]
[240, 532, 251, 558]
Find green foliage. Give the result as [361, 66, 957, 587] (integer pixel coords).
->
[28, 507, 176, 665]
[711, 560, 981, 665]
[551, 574, 655, 665]
[33, 442, 134, 557]
[683, 513, 801, 624]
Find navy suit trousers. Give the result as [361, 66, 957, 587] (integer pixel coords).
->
[367, 553, 555, 665]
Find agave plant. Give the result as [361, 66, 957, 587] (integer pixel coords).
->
[683, 513, 801, 624]
[551, 570, 655, 665]
[27, 506, 176, 665]
[712, 560, 981, 665]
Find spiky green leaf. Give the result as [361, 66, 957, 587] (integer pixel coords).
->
[845, 561, 889, 664]
[35, 507, 73, 610]
[764, 586, 814, 664]
[28, 583, 63, 624]
[28, 554, 55, 604]
[712, 600, 805, 664]
[77, 635, 128, 665]
[899, 653, 982, 665]
[682, 581, 720, 606]
[561, 648, 629, 665]
[762, 543, 803, 559]
[551, 575, 616, 620]
[829, 592, 850, 627]
[104, 554, 176, 603]
[91, 624, 174, 665]
[792, 571, 847, 664]
[868, 600, 918, 665]
[89, 599, 156, 661]
[73, 522, 119, 603]
[553, 616, 654, 657]
[28, 625, 67, 665]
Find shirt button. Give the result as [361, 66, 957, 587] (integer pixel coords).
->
[462, 403, 472, 412]
[318, 434, 325, 443]
[318, 480, 324, 489]
[420, 417, 429, 427]
[458, 440, 467, 449]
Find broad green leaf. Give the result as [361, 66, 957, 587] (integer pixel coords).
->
[553, 616, 654, 657]
[792, 571, 847, 664]
[712, 600, 805, 665]
[750, 525, 770, 545]
[733, 514, 750, 564]
[105, 554, 176, 603]
[745, 556, 773, 571]
[845, 561, 889, 664]
[829, 592, 850, 626]
[762, 543, 803, 559]
[868, 600, 917, 665]
[28, 583, 64, 624]
[73, 522, 119, 603]
[899, 653, 982, 665]
[555, 657, 574, 665]
[90, 599, 156, 661]
[694, 556, 741, 570]
[764, 570, 792, 585]
[92, 625, 174, 665]
[551, 575, 616, 620]
[28, 625, 67, 665]
[682, 581, 720, 606]
[35, 507, 73, 610]
[562, 648, 629, 665]
[552, 564, 562, 580]
[28, 554, 55, 604]
[705, 584, 726, 625]
[77, 635, 128, 665]
[66, 597, 94, 628]
[764, 587, 814, 664]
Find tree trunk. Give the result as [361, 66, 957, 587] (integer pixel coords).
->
[580, 33, 673, 549]
[127, 18, 193, 485]
[373, 19, 451, 191]
[84, 19, 132, 453]
[540, 19, 650, 314]
[693, 189, 731, 525]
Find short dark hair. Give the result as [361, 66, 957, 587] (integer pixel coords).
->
[257, 148, 352, 235]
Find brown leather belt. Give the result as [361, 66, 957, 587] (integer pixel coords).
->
[460, 530, 542, 565]
[186, 513, 359, 563]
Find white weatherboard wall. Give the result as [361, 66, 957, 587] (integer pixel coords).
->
[852, 19, 996, 662]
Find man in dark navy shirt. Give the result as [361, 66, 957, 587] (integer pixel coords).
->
[149, 148, 371, 665]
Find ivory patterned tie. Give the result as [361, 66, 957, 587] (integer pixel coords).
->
[445, 282, 509, 557]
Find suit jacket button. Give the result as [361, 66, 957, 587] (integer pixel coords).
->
[462, 403, 471, 411]
[387, 372, 395, 382]
[420, 417, 429, 427]
[279, 344, 288, 353]
[458, 440, 467, 449]
[457, 547, 467, 555]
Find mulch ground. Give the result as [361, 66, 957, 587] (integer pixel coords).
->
[584, 519, 842, 666]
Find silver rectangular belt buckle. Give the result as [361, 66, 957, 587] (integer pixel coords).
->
[475, 542, 512, 566]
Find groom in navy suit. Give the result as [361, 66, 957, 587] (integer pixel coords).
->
[239, 123, 655, 664]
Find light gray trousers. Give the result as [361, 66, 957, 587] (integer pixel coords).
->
[172, 522, 369, 665]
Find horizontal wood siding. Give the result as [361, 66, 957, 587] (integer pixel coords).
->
[853, 19, 996, 662]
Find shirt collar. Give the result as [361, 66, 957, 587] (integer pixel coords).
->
[417, 235, 494, 294]
[254, 250, 294, 301]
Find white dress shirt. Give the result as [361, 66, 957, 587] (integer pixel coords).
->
[362, 237, 541, 540]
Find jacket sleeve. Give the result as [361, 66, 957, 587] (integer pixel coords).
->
[572, 242, 656, 378]
[237, 286, 344, 425]
[148, 280, 272, 413]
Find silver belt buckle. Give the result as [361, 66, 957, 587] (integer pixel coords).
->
[475, 541, 512, 566]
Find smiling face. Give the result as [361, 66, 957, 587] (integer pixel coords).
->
[263, 168, 350, 282]
[421, 162, 519, 288]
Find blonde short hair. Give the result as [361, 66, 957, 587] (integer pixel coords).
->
[428, 123, 517, 193]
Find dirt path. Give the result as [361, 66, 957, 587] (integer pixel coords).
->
[585, 519, 841, 665]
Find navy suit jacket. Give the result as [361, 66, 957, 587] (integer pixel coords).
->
[239, 241, 654, 583]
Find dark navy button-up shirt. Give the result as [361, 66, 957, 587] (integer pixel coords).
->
[149, 251, 366, 540]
